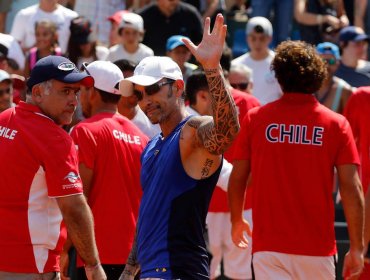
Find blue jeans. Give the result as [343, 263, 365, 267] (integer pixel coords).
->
[251, 0, 294, 47]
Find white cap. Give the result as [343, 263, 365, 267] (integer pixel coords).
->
[85, 61, 123, 95]
[246, 16, 273, 36]
[119, 12, 144, 32]
[0, 69, 11, 83]
[120, 56, 183, 97]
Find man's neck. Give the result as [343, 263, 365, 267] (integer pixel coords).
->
[341, 53, 360, 68]
[119, 104, 138, 120]
[249, 49, 270, 61]
[92, 104, 118, 117]
[39, 0, 58, 12]
[160, 106, 188, 138]
[123, 43, 139, 54]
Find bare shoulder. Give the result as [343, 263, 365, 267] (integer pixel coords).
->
[181, 115, 214, 147]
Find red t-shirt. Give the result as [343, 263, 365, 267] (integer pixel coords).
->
[0, 102, 83, 273]
[208, 89, 260, 212]
[344, 87, 370, 193]
[70, 112, 148, 265]
[234, 93, 359, 256]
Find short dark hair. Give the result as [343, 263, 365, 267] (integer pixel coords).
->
[113, 59, 137, 73]
[97, 87, 121, 104]
[185, 70, 209, 105]
[271, 40, 327, 94]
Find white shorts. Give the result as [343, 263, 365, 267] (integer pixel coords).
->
[253, 251, 336, 280]
[206, 210, 253, 279]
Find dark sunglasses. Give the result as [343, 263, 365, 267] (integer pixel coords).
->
[231, 82, 249, 90]
[0, 87, 11, 95]
[133, 80, 175, 101]
[323, 58, 336, 66]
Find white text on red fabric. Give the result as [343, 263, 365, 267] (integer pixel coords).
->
[265, 124, 324, 146]
[113, 129, 142, 145]
[0, 126, 17, 140]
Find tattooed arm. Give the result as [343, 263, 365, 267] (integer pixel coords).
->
[184, 14, 240, 155]
[118, 229, 140, 280]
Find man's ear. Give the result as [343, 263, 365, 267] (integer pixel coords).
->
[89, 87, 98, 101]
[174, 79, 185, 97]
[31, 84, 43, 103]
[199, 90, 210, 101]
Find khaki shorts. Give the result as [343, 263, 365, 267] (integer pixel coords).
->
[207, 210, 253, 279]
[253, 251, 335, 280]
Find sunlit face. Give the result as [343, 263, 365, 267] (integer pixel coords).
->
[79, 43, 93, 57]
[35, 25, 55, 50]
[120, 27, 142, 45]
[0, 81, 13, 112]
[134, 79, 177, 124]
[344, 40, 368, 59]
[36, 80, 80, 125]
[167, 46, 191, 67]
[247, 31, 271, 54]
[228, 71, 251, 93]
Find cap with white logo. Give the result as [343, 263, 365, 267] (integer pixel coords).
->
[85, 61, 123, 95]
[27, 55, 94, 90]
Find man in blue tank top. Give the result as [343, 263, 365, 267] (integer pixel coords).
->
[118, 14, 240, 280]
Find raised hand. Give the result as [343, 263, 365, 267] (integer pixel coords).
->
[182, 14, 227, 69]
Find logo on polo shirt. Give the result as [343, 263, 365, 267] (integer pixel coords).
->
[64, 172, 80, 183]
[58, 62, 76, 71]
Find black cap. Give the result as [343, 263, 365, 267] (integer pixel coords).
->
[27, 55, 94, 90]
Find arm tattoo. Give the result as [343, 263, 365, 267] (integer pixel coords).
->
[127, 228, 138, 266]
[201, 158, 214, 179]
[196, 68, 240, 154]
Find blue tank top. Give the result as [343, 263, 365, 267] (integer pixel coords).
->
[137, 116, 222, 280]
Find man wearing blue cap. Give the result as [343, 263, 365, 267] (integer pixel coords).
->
[166, 35, 198, 83]
[315, 42, 353, 113]
[0, 55, 106, 279]
[335, 26, 370, 87]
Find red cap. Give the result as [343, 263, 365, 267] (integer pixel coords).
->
[107, 10, 128, 24]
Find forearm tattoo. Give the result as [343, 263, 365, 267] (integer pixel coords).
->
[197, 68, 239, 155]
[127, 229, 138, 266]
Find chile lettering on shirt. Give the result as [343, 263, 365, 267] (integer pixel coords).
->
[265, 123, 324, 146]
[0, 126, 18, 140]
[112, 129, 142, 145]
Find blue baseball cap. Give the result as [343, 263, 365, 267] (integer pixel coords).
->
[339, 26, 370, 42]
[166, 35, 189, 52]
[27, 55, 94, 90]
[316, 42, 340, 60]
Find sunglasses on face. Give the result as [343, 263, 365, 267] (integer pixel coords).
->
[133, 80, 175, 101]
[322, 58, 336, 66]
[0, 87, 11, 96]
[231, 82, 249, 90]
